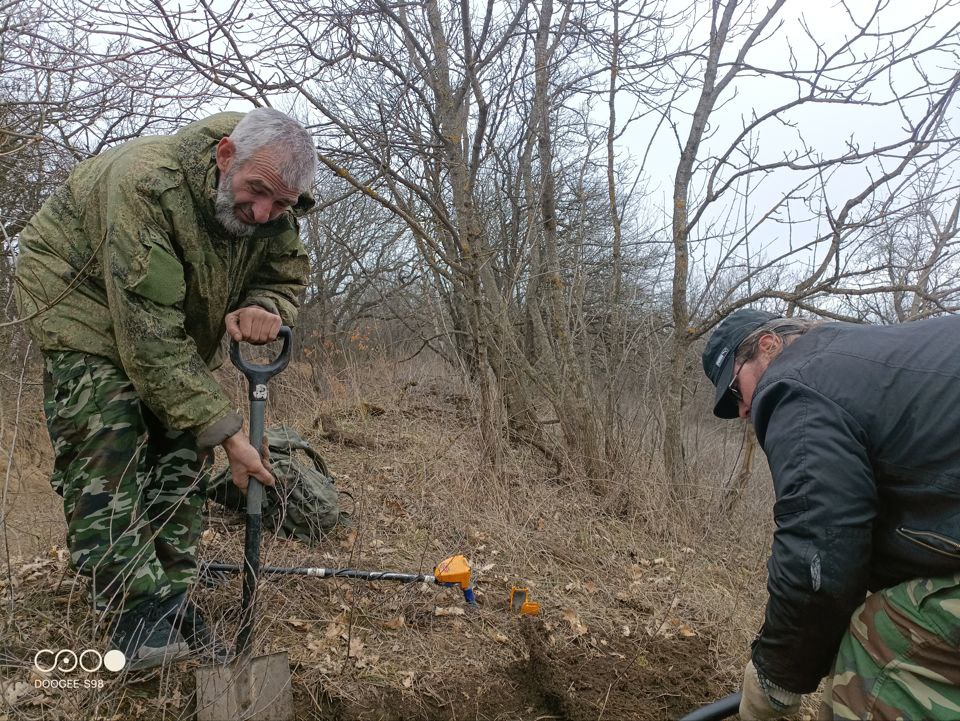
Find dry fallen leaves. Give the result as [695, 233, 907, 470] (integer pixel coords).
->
[286, 617, 315, 631]
[561, 608, 588, 636]
[1, 680, 33, 707]
[339, 529, 357, 550]
[325, 615, 348, 639]
[487, 629, 510, 643]
[645, 616, 697, 639]
[673, 618, 697, 638]
[306, 634, 326, 654]
[200, 528, 220, 544]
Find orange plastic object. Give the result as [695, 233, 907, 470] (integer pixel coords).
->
[510, 586, 539, 614]
[509, 586, 528, 611]
[434, 555, 471, 589]
[520, 600, 541, 616]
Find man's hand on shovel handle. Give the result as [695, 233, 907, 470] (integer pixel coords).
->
[223, 430, 275, 491]
[225, 307, 282, 345]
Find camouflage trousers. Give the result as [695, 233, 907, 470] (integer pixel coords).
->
[42, 351, 211, 612]
[823, 572, 960, 720]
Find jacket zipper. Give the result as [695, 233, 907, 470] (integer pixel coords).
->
[897, 527, 960, 559]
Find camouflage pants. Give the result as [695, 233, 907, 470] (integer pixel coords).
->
[823, 572, 960, 720]
[42, 351, 211, 612]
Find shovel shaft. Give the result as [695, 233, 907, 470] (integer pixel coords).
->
[236, 499, 263, 658]
[246, 397, 266, 515]
[230, 327, 292, 660]
[236, 397, 266, 658]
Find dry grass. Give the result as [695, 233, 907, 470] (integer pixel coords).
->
[0, 347, 801, 720]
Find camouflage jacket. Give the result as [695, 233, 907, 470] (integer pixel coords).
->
[15, 112, 312, 446]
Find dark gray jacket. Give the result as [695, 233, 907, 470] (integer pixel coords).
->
[750, 315, 960, 692]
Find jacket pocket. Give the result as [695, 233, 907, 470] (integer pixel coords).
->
[773, 494, 808, 519]
[897, 527, 960, 560]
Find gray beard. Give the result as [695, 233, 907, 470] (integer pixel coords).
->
[215, 168, 256, 238]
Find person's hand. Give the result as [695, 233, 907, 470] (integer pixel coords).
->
[739, 659, 801, 720]
[224, 307, 282, 345]
[222, 430, 275, 492]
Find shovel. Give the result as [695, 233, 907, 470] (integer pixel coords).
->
[196, 326, 294, 721]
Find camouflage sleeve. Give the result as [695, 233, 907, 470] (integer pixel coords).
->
[100, 178, 239, 444]
[239, 223, 309, 326]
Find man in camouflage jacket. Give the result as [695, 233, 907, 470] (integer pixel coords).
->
[15, 108, 316, 669]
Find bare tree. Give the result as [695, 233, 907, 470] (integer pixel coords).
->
[1, 0, 220, 323]
[830, 158, 960, 322]
[68, 0, 960, 495]
[654, 0, 960, 489]
[299, 179, 418, 347]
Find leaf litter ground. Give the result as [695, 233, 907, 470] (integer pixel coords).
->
[1, 361, 749, 720]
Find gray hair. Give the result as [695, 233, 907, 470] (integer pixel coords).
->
[736, 317, 824, 363]
[229, 107, 317, 191]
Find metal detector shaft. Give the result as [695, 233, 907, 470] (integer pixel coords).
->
[231, 327, 293, 660]
[678, 692, 742, 721]
[202, 557, 477, 606]
[206, 562, 436, 584]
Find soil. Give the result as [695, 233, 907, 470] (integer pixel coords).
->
[1, 363, 748, 721]
[293, 616, 730, 721]
[1, 416, 65, 560]
[521, 617, 729, 721]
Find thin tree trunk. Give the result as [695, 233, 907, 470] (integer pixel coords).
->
[666, 1, 740, 493]
[722, 422, 756, 515]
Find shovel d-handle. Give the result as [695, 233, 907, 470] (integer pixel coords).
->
[678, 692, 742, 721]
[229, 325, 293, 401]
[229, 325, 293, 661]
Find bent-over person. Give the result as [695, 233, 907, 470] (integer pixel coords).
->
[702, 309, 960, 720]
[15, 107, 316, 670]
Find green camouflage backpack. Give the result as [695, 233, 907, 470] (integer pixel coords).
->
[206, 425, 348, 543]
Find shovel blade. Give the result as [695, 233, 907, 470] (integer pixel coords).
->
[196, 651, 293, 721]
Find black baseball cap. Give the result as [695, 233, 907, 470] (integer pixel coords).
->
[702, 309, 780, 419]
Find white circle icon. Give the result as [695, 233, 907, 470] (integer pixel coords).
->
[102, 649, 126, 672]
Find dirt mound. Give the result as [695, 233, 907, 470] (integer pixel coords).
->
[310, 665, 544, 721]
[301, 613, 733, 721]
[522, 617, 729, 721]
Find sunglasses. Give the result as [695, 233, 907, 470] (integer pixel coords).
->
[727, 362, 743, 403]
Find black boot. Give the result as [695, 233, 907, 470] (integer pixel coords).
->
[110, 606, 191, 671]
[159, 593, 234, 664]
